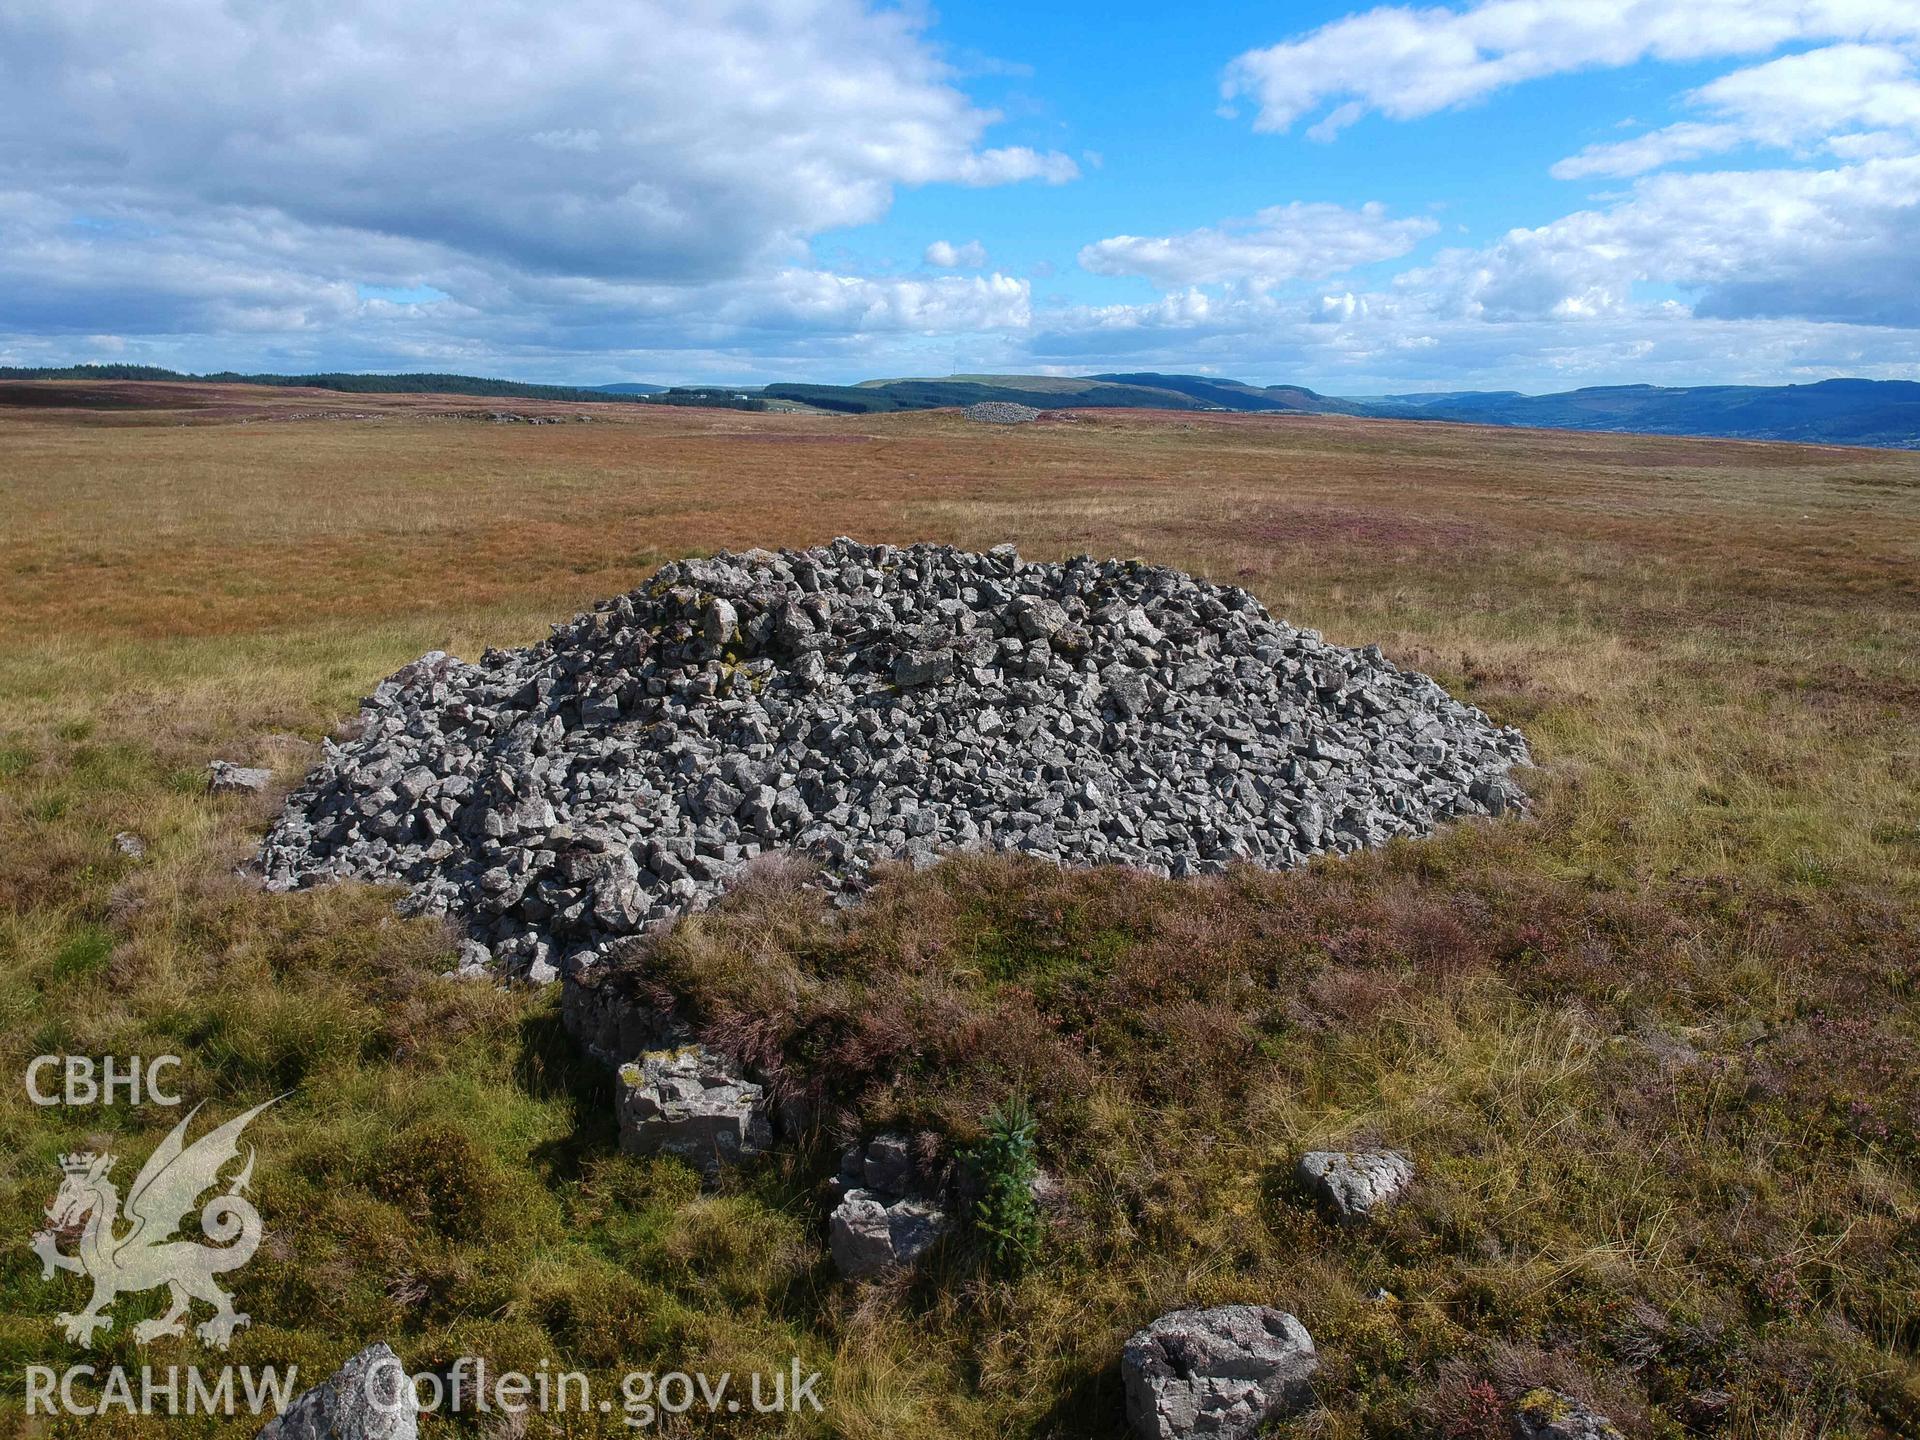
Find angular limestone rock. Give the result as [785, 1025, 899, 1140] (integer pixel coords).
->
[1121, 1305, 1317, 1439]
[617, 1045, 772, 1175]
[255, 1343, 417, 1440]
[828, 1188, 949, 1279]
[826, 1134, 949, 1279]
[1295, 1149, 1414, 1221]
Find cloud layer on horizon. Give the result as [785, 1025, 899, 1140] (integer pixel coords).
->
[2, 0, 1918, 389]
[0, 0, 1063, 377]
[1064, 1, 1920, 386]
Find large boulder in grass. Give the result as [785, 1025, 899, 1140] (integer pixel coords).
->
[829, 1189, 949, 1279]
[616, 1045, 772, 1175]
[256, 1344, 417, 1440]
[1295, 1149, 1413, 1221]
[1121, 1306, 1317, 1439]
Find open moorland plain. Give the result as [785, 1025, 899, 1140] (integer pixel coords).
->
[2, 381, 1918, 1437]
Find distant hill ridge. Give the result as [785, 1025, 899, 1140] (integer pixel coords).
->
[1369, 377, 1920, 447]
[5, 364, 1915, 447]
[0, 364, 664, 406]
[765, 372, 1920, 447]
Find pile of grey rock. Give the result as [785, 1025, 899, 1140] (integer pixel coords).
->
[964, 401, 1041, 424]
[258, 539, 1528, 980]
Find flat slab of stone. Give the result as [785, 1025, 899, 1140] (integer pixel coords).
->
[209, 760, 273, 795]
[617, 1044, 772, 1175]
[256, 1343, 417, 1440]
[827, 1133, 918, 1202]
[1122, 1305, 1317, 1439]
[1295, 1149, 1413, 1220]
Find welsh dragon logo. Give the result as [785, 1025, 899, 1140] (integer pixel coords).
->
[32, 1098, 280, 1349]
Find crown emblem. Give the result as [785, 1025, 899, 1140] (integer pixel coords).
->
[36, 1098, 281, 1349]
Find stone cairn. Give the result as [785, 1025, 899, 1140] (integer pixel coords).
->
[964, 401, 1041, 424]
[258, 539, 1529, 980]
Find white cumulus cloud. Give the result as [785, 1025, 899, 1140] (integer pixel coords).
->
[1553, 43, 1920, 177]
[1222, 0, 1920, 138]
[749, 270, 1030, 332]
[1078, 203, 1437, 287]
[1066, 4, 1920, 385]
[0, 0, 1071, 369]
[925, 239, 990, 268]
[1435, 155, 1920, 325]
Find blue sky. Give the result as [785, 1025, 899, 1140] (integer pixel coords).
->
[4, 0, 1919, 390]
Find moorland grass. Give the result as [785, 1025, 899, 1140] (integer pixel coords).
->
[0, 391, 1915, 1436]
